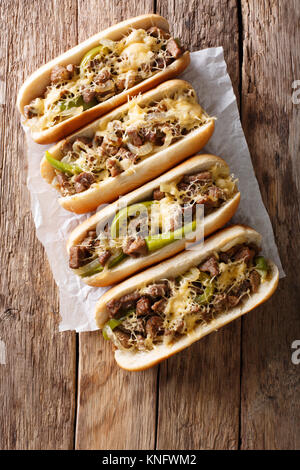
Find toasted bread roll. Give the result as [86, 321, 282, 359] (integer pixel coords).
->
[17, 14, 190, 144]
[41, 80, 215, 213]
[95, 225, 279, 371]
[67, 154, 240, 286]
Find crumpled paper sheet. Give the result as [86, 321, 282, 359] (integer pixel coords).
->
[25, 47, 285, 332]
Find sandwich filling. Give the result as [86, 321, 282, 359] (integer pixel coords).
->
[45, 86, 212, 196]
[102, 243, 270, 351]
[69, 165, 238, 277]
[24, 27, 185, 131]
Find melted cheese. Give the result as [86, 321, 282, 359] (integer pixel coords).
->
[217, 261, 247, 291]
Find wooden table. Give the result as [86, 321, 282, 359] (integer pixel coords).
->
[0, 0, 299, 450]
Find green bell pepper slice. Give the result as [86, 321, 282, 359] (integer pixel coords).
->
[145, 219, 197, 252]
[108, 251, 128, 269]
[110, 201, 155, 238]
[59, 94, 98, 112]
[45, 151, 83, 175]
[254, 256, 268, 280]
[74, 258, 104, 278]
[80, 45, 109, 74]
[195, 282, 215, 305]
[102, 310, 134, 340]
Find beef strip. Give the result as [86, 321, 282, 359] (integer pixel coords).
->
[136, 297, 152, 316]
[212, 293, 228, 313]
[145, 282, 170, 299]
[74, 172, 95, 193]
[127, 128, 144, 146]
[123, 238, 148, 257]
[233, 245, 256, 264]
[106, 291, 140, 318]
[147, 26, 170, 39]
[82, 88, 96, 103]
[106, 157, 122, 177]
[199, 255, 220, 277]
[166, 38, 183, 59]
[115, 146, 137, 162]
[146, 316, 164, 339]
[56, 172, 71, 191]
[69, 246, 89, 269]
[219, 252, 231, 263]
[142, 127, 165, 145]
[24, 105, 36, 119]
[98, 250, 111, 266]
[182, 171, 212, 184]
[249, 270, 261, 293]
[153, 188, 165, 200]
[50, 65, 72, 84]
[94, 69, 111, 83]
[114, 330, 131, 349]
[152, 298, 167, 313]
[208, 186, 225, 204]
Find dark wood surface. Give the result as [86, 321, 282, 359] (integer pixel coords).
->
[0, 0, 299, 450]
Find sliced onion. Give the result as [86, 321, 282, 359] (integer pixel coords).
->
[153, 129, 173, 152]
[127, 141, 153, 156]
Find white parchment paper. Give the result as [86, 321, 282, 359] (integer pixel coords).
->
[25, 47, 285, 332]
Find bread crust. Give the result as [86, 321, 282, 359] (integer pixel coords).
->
[17, 14, 190, 144]
[40, 79, 215, 213]
[94, 225, 279, 371]
[67, 154, 240, 286]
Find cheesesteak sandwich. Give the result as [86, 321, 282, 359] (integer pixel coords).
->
[95, 225, 279, 370]
[17, 15, 190, 144]
[67, 154, 240, 286]
[41, 80, 215, 213]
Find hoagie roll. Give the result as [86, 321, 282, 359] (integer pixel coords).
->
[95, 225, 279, 371]
[67, 154, 240, 286]
[17, 15, 190, 144]
[41, 80, 215, 213]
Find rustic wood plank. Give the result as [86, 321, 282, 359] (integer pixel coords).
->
[240, 0, 300, 450]
[155, 0, 241, 450]
[75, 0, 157, 450]
[0, 0, 77, 450]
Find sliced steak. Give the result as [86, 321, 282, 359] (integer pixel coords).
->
[115, 146, 137, 162]
[146, 316, 164, 339]
[114, 330, 131, 349]
[106, 157, 122, 177]
[219, 252, 231, 263]
[249, 270, 261, 293]
[95, 69, 111, 83]
[123, 237, 148, 257]
[136, 297, 151, 316]
[199, 255, 219, 277]
[82, 88, 96, 103]
[147, 26, 170, 39]
[151, 298, 167, 313]
[212, 293, 228, 313]
[234, 245, 256, 264]
[74, 172, 95, 193]
[145, 282, 170, 299]
[50, 64, 72, 84]
[24, 105, 36, 119]
[153, 188, 165, 200]
[106, 291, 140, 318]
[166, 38, 183, 59]
[98, 250, 111, 266]
[69, 246, 89, 269]
[183, 171, 212, 184]
[127, 128, 144, 146]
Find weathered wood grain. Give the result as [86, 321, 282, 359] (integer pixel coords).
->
[240, 0, 300, 449]
[155, 0, 242, 450]
[75, 0, 158, 450]
[0, 0, 77, 450]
